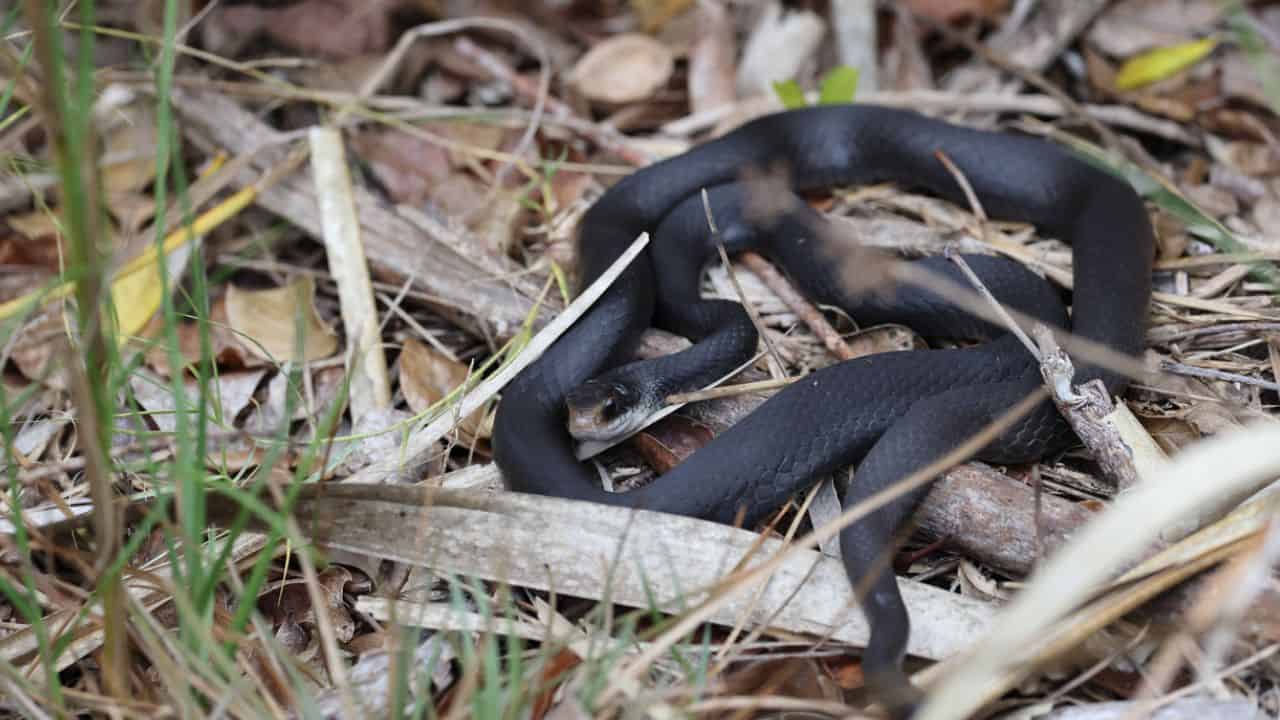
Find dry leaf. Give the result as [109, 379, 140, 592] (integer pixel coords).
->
[128, 369, 266, 434]
[101, 104, 158, 210]
[718, 657, 839, 707]
[568, 33, 675, 105]
[225, 276, 338, 363]
[634, 415, 715, 473]
[144, 297, 263, 376]
[211, 0, 405, 58]
[10, 312, 67, 390]
[351, 129, 452, 207]
[7, 209, 63, 250]
[111, 237, 194, 342]
[1090, 0, 1226, 57]
[1114, 37, 1218, 91]
[399, 338, 489, 442]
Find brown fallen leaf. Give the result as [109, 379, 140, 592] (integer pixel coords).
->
[634, 415, 716, 473]
[430, 175, 526, 257]
[10, 311, 68, 391]
[143, 296, 263, 376]
[259, 566, 356, 645]
[568, 33, 675, 105]
[399, 338, 489, 442]
[100, 102, 158, 231]
[904, 0, 1009, 23]
[715, 657, 840, 717]
[225, 276, 338, 363]
[351, 128, 452, 207]
[209, 0, 408, 59]
[127, 369, 266, 434]
[0, 214, 62, 303]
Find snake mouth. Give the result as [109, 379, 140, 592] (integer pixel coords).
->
[565, 380, 649, 443]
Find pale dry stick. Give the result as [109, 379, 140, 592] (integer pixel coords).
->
[1120, 625, 1222, 720]
[1198, 516, 1280, 675]
[142, 69, 632, 175]
[933, 150, 989, 228]
[125, 589, 270, 720]
[710, 479, 831, 667]
[263, 476, 363, 719]
[950, 251, 1043, 361]
[595, 387, 1050, 706]
[1042, 626, 1153, 707]
[84, 18, 603, 182]
[1185, 336, 1267, 362]
[0, 672, 52, 720]
[348, 233, 651, 483]
[1157, 252, 1280, 271]
[309, 127, 392, 423]
[376, 291, 459, 363]
[917, 424, 1280, 720]
[684, 695, 858, 717]
[932, 221, 1275, 322]
[734, 246, 857, 563]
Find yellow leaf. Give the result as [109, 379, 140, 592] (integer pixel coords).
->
[0, 184, 257, 336]
[1115, 37, 1219, 91]
[111, 239, 193, 340]
[225, 276, 338, 363]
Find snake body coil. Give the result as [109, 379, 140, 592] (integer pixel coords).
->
[492, 105, 1154, 714]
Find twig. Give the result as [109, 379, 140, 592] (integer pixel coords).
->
[309, 127, 392, 423]
[917, 424, 1280, 720]
[738, 252, 855, 361]
[347, 17, 551, 202]
[949, 252, 1041, 361]
[916, 11, 1128, 157]
[702, 190, 788, 378]
[1160, 359, 1280, 394]
[932, 148, 1042, 361]
[665, 376, 797, 404]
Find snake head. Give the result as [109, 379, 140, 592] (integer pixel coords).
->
[565, 380, 647, 443]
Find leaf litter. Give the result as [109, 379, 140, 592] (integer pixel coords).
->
[3, 1, 1280, 718]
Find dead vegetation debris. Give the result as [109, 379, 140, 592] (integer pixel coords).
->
[2, 0, 1280, 718]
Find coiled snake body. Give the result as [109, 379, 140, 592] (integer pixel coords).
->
[492, 105, 1154, 714]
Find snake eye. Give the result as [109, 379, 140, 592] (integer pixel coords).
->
[600, 396, 618, 419]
